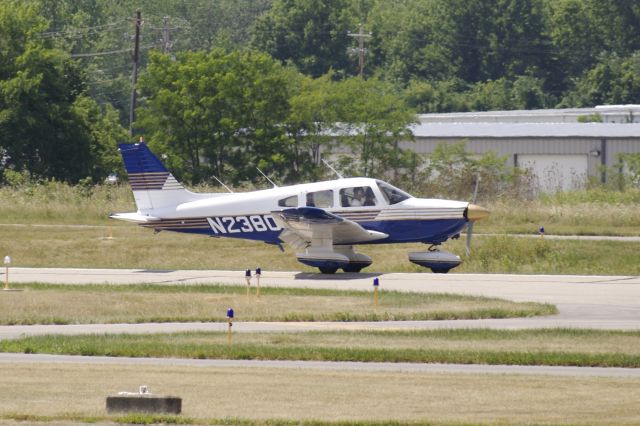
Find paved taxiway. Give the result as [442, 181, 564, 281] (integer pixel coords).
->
[2, 268, 639, 377]
[6, 267, 640, 331]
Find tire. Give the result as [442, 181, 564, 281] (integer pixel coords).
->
[431, 268, 450, 274]
[319, 267, 338, 274]
[342, 265, 363, 273]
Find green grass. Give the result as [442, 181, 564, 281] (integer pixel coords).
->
[452, 235, 640, 275]
[2, 415, 436, 426]
[0, 283, 556, 325]
[481, 192, 640, 236]
[2, 329, 639, 368]
[1, 223, 640, 275]
[3, 362, 638, 424]
[1, 183, 640, 274]
[0, 413, 489, 425]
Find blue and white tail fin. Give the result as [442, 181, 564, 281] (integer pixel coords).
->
[117, 142, 200, 213]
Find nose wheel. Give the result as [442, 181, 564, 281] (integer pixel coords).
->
[408, 245, 462, 273]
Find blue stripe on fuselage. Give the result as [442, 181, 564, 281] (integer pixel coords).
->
[145, 217, 467, 245]
[359, 219, 467, 244]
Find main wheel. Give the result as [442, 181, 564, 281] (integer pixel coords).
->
[431, 268, 450, 274]
[319, 267, 338, 274]
[342, 265, 363, 273]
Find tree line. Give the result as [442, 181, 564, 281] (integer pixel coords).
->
[1, 0, 639, 188]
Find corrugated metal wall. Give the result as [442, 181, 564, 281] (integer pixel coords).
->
[401, 136, 640, 183]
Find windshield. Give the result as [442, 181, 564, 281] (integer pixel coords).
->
[376, 180, 412, 205]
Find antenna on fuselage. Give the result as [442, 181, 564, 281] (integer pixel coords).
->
[211, 174, 234, 193]
[321, 158, 344, 179]
[257, 167, 279, 188]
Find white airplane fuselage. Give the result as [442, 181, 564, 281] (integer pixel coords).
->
[112, 143, 489, 273]
[125, 177, 469, 246]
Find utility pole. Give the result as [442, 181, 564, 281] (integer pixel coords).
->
[129, 11, 141, 137]
[347, 25, 372, 77]
[161, 16, 173, 54]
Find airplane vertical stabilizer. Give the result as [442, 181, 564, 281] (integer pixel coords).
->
[118, 143, 200, 212]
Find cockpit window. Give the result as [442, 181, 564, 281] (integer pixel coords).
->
[278, 195, 298, 207]
[376, 181, 411, 205]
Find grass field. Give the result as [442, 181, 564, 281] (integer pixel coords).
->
[1, 183, 638, 424]
[1, 222, 639, 275]
[1, 363, 639, 424]
[2, 329, 638, 367]
[2, 182, 639, 235]
[1, 183, 640, 274]
[0, 284, 555, 324]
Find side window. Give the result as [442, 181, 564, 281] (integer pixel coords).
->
[278, 195, 298, 207]
[306, 190, 333, 208]
[340, 186, 378, 207]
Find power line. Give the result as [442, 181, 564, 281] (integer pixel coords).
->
[69, 44, 153, 58]
[70, 47, 129, 58]
[38, 20, 127, 38]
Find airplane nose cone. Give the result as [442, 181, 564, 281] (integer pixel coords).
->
[467, 203, 490, 221]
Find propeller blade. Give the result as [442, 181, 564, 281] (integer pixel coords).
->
[465, 222, 473, 257]
[471, 174, 480, 203]
[466, 174, 480, 257]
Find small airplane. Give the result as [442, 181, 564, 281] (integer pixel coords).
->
[111, 141, 490, 274]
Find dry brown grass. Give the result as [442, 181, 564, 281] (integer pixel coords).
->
[3, 221, 640, 275]
[1, 362, 639, 424]
[482, 198, 640, 236]
[0, 286, 544, 324]
[232, 330, 640, 355]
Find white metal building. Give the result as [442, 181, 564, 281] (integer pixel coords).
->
[406, 106, 640, 192]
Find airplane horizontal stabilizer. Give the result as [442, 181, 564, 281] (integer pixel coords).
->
[109, 212, 160, 223]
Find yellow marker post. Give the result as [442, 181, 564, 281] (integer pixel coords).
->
[244, 269, 251, 298]
[226, 308, 234, 345]
[373, 277, 379, 308]
[255, 267, 261, 298]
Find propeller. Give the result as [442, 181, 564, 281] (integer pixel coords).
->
[465, 174, 481, 257]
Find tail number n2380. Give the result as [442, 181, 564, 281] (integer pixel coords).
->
[207, 215, 281, 234]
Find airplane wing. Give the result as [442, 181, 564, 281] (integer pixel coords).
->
[270, 207, 388, 250]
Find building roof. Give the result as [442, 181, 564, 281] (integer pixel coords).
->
[418, 105, 640, 124]
[410, 122, 640, 138]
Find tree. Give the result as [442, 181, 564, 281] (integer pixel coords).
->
[0, 1, 126, 183]
[440, 0, 555, 83]
[284, 72, 340, 181]
[251, 0, 355, 78]
[332, 77, 416, 179]
[561, 53, 640, 107]
[137, 49, 293, 185]
[547, 0, 602, 80]
[366, 0, 456, 83]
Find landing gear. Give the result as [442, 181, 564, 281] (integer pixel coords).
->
[342, 264, 364, 273]
[335, 246, 372, 273]
[298, 245, 373, 274]
[408, 244, 462, 273]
